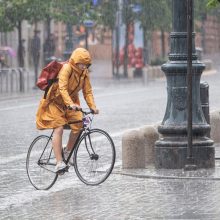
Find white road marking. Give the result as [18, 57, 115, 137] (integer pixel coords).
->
[0, 88, 148, 112]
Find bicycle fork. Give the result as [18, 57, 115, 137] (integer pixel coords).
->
[85, 133, 99, 161]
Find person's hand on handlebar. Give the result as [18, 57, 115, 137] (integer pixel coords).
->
[68, 105, 99, 114]
[68, 104, 81, 111]
[92, 108, 99, 114]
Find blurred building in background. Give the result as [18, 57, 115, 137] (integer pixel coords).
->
[0, 14, 219, 70]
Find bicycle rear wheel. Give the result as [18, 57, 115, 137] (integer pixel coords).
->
[74, 128, 116, 186]
[26, 135, 58, 190]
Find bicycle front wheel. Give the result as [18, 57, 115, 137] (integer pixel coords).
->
[26, 135, 58, 190]
[74, 129, 116, 186]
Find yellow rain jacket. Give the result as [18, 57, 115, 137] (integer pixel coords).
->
[36, 48, 96, 133]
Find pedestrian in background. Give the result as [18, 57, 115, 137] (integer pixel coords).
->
[17, 39, 26, 68]
[31, 30, 41, 88]
[43, 33, 56, 65]
[36, 48, 99, 172]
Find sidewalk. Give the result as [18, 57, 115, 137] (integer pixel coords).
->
[113, 143, 220, 181]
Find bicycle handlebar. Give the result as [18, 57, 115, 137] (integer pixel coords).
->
[78, 108, 94, 115]
[68, 106, 94, 115]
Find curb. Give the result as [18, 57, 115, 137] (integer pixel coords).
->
[113, 170, 220, 181]
[113, 160, 220, 181]
[113, 172, 220, 181]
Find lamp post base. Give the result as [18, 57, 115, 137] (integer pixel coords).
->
[155, 140, 215, 169]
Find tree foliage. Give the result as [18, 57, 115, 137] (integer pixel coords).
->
[0, 0, 50, 32]
[207, 0, 220, 8]
[96, 0, 117, 30]
[0, 0, 95, 32]
[51, 0, 93, 25]
[0, 0, 219, 68]
[136, 0, 171, 35]
[195, 0, 220, 23]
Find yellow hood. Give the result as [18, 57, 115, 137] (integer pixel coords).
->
[69, 48, 92, 66]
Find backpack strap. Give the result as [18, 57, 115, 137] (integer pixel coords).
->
[43, 63, 73, 100]
[43, 79, 58, 99]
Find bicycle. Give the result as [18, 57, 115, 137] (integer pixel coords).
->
[26, 108, 116, 190]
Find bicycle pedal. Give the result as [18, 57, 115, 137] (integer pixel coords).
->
[56, 166, 69, 175]
[57, 170, 65, 175]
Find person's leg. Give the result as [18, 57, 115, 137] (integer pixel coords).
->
[52, 126, 64, 162]
[65, 131, 80, 151]
[65, 108, 83, 152]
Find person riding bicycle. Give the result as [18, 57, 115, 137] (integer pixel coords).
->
[36, 47, 99, 172]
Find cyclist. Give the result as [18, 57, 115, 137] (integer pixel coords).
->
[36, 48, 99, 172]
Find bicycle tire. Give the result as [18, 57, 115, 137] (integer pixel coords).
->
[74, 128, 116, 186]
[26, 135, 58, 190]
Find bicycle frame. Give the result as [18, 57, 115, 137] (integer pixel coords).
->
[65, 128, 84, 163]
[38, 130, 54, 165]
[46, 109, 95, 166]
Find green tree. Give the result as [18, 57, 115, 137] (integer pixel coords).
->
[194, 0, 208, 53]
[0, 0, 50, 67]
[207, 0, 220, 8]
[153, 0, 171, 60]
[0, 0, 95, 66]
[51, 0, 95, 51]
[194, 0, 220, 53]
[122, 0, 137, 77]
[137, 0, 171, 64]
[96, 0, 117, 76]
[97, 0, 116, 31]
[51, 0, 91, 24]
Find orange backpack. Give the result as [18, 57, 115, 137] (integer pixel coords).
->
[36, 60, 66, 91]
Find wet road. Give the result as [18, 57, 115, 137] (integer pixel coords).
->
[1, 66, 220, 219]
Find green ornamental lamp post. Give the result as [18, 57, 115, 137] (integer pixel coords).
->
[155, 0, 215, 169]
